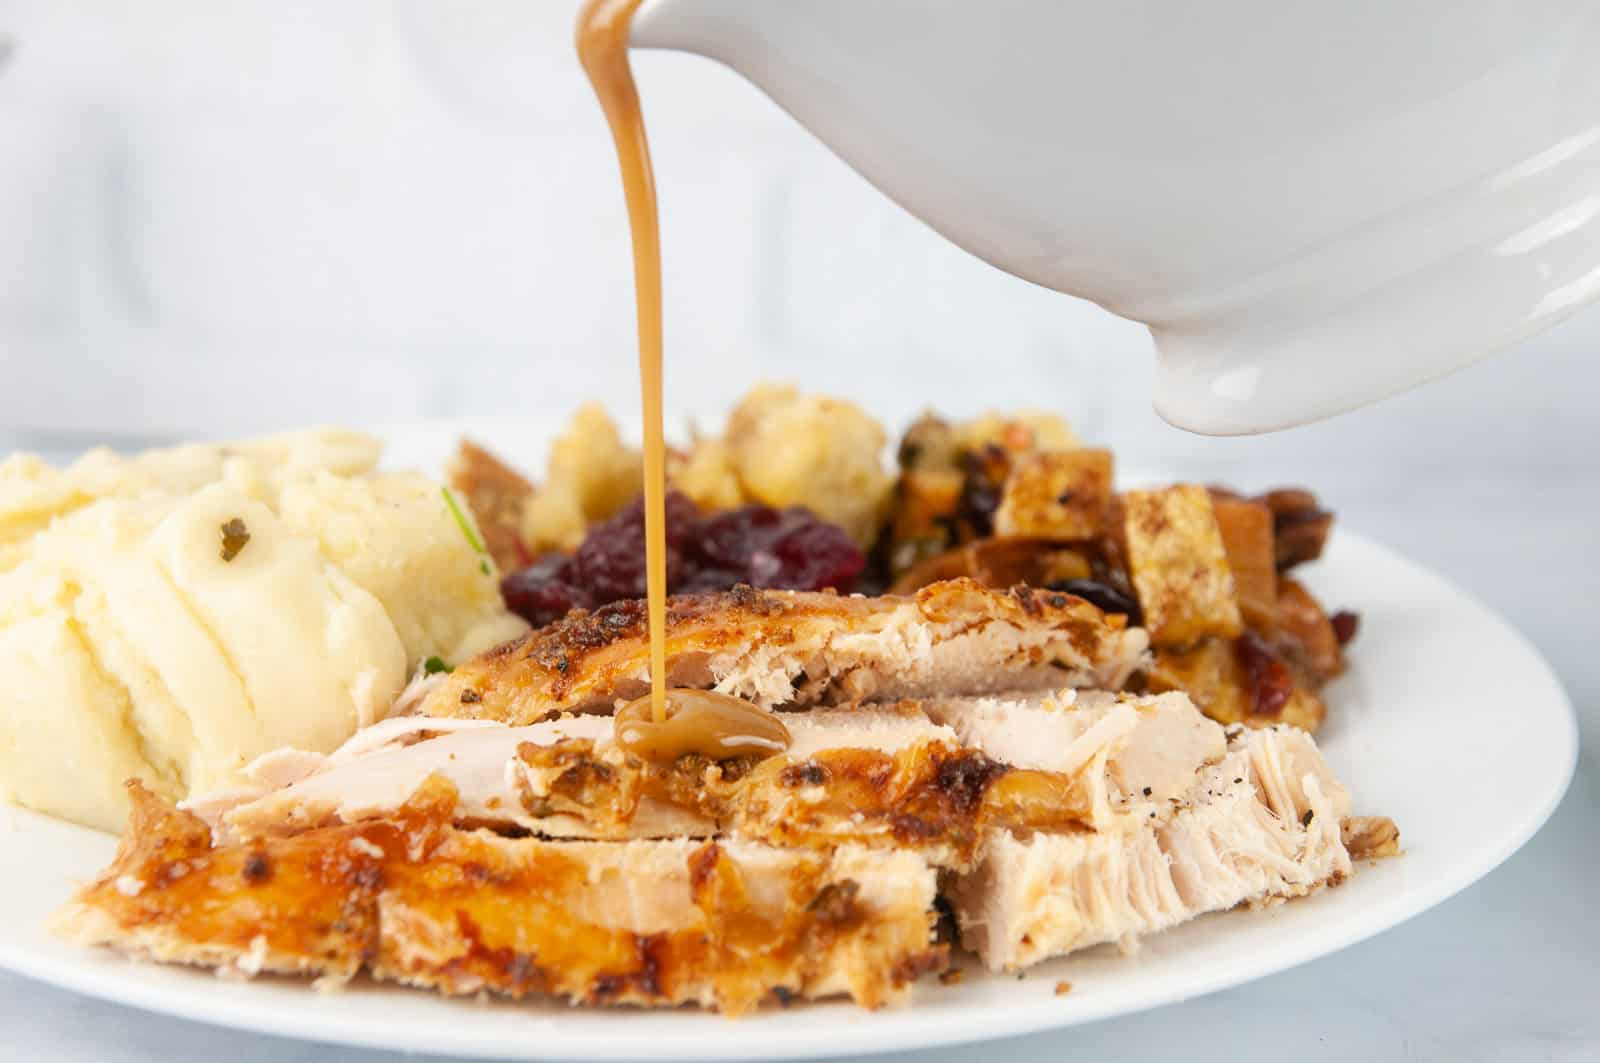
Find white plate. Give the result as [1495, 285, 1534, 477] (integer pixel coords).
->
[0, 423, 1577, 1061]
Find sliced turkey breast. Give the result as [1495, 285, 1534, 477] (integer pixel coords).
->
[189, 704, 1095, 867]
[925, 688, 1226, 832]
[421, 579, 1148, 724]
[210, 715, 705, 841]
[55, 779, 944, 1015]
[200, 705, 963, 842]
[947, 725, 1362, 970]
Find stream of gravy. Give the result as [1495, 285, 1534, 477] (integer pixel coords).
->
[578, 0, 792, 763]
[577, 0, 668, 726]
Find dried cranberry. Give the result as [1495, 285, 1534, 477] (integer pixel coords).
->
[1045, 579, 1142, 623]
[501, 553, 588, 627]
[571, 493, 696, 601]
[689, 504, 864, 592]
[765, 511, 866, 591]
[694, 505, 784, 573]
[572, 529, 669, 602]
[500, 491, 865, 629]
[1330, 610, 1360, 645]
[1234, 631, 1295, 718]
[660, 491, 704, 548]
[589, 491, 701, 546]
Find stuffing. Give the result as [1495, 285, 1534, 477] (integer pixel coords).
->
[521, 403, 642, 553]
[722, 384, 894, 546]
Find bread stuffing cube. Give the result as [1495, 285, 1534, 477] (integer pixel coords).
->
[544, 402, 641, 524]
[724, 384, 893, 546]
[670, 439, 745, 512]
[955, 411, 1079, 454]
[1122, 485, 1242, 645]
[1211, 497, 1277, 631]
[520, 403, 641, 552]
[993, 449, 1113, 540]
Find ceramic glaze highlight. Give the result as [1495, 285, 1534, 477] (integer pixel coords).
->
[631, 0, 1600, 433]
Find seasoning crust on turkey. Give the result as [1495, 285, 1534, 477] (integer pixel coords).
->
[55, 779, 943, 1016]
[423, 579, 1148, 723]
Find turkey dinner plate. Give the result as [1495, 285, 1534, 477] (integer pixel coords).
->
[0, 419, 1576, 1061]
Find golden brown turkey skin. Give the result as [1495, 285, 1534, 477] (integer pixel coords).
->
[55, 778, 945, 1015]
[424, 579, 1147, 724]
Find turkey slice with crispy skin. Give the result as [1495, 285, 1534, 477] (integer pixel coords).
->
[54, 778, 945, 1016]
[192, 705, 1095, 869]
[924, 689, 1228, 830]
[946, 725, 1396, 970]
[422, 579, 1148, 724]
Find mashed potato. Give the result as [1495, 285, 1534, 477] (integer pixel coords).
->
[0, 432, 526, 832]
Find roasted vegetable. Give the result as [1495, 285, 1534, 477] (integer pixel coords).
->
[1211, 497, 1277, 632]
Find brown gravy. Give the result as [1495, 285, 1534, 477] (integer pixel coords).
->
[614, 690, 793, 763]
[576, 0, 669, 725]
[578, 0, 786, 762]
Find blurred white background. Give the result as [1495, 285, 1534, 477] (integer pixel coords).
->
[0, 0, 1595, 485]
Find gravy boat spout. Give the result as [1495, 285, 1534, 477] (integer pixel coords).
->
[630, 0, 1600, 433]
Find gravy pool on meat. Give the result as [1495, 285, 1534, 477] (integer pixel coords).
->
[614, 690, 793, 763]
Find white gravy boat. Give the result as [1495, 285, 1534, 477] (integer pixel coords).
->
[631, 0, 1600, 433]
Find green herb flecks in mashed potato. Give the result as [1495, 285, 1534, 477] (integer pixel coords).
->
[0, 431, 527, 832]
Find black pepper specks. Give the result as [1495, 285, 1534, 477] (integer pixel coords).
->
[241, 851, 271, 885]
[460, 688, 482, 705]
[1301, 809, 1315, 826]
[781, 761, 830, 787]
[219, 518, 250, 562]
